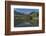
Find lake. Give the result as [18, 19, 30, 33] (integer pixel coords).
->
[14, 21, 39, 27]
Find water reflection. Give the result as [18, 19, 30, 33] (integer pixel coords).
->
[14, 14, 39, 27]
[14, 19, 39, 27]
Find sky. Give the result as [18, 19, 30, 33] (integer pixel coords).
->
[14, 8, 39, 14]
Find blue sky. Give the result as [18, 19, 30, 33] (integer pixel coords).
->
[14, 8, 39, 14]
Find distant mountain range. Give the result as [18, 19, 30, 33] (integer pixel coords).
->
[14, 11, 24, 15]
[14, 11, 38, 15]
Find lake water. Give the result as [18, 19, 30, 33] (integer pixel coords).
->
[14, 15, 39, 27]
[14, 21, 39, 27]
